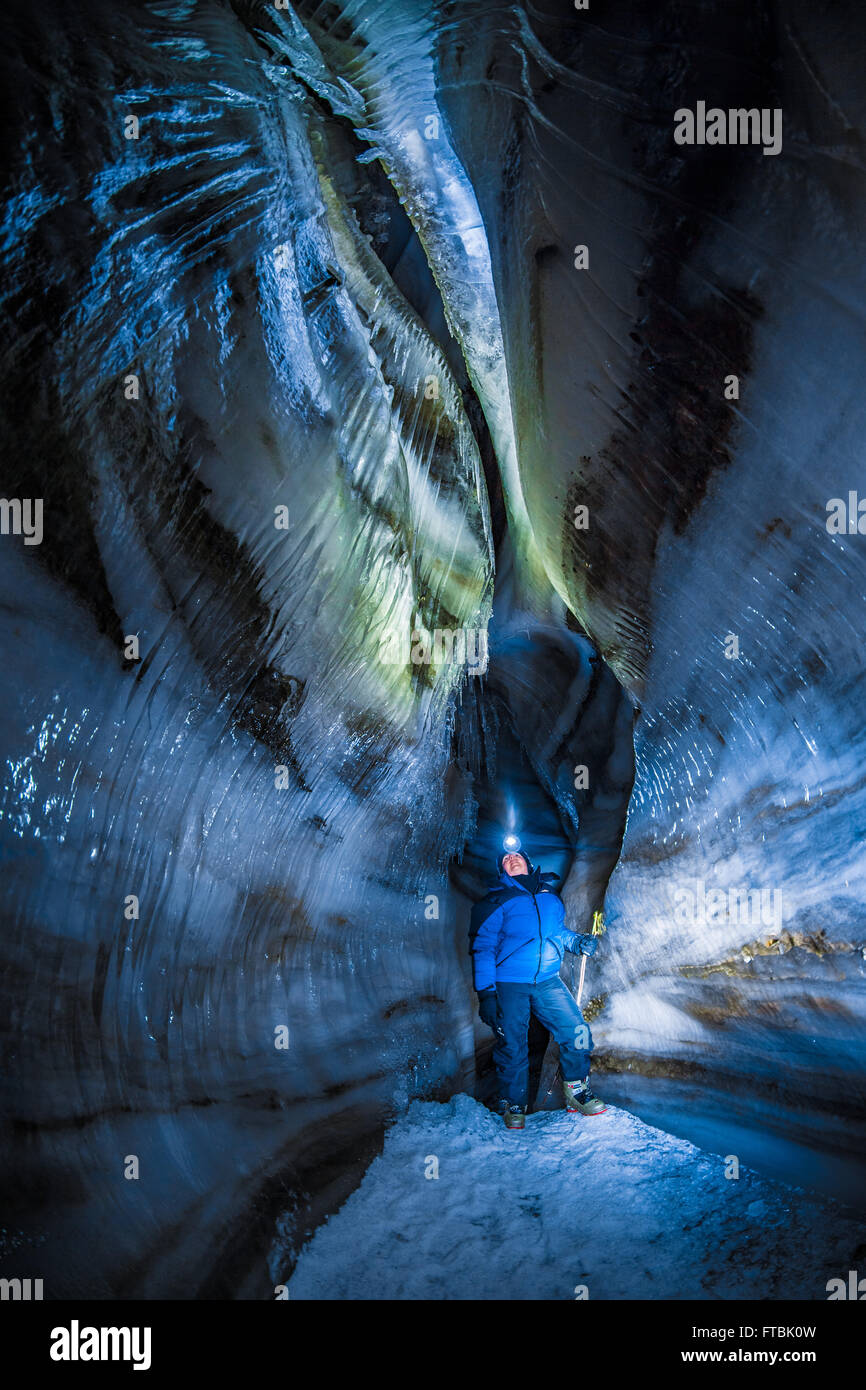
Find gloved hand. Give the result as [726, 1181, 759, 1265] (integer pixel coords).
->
[477, 988, 501, 1032]
[577, 933, 598, 957]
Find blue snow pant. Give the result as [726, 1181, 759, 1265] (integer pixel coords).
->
[493, 977, 594, 1108]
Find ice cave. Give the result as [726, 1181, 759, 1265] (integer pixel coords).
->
[1, 0, 865, 1304]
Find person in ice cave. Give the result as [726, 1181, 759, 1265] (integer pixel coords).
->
[470, 841, 606, 1130]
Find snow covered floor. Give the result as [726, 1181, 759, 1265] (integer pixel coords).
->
[286, 1095, 864, 1300]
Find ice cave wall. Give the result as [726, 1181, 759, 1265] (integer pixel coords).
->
[432, 0, 866, 1138]
[269, 0, 866, 1137]
[0, 0, 499, 1296]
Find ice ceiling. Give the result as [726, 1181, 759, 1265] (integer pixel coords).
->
[1, 0, 865, 1296]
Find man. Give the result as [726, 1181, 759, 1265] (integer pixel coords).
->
[470, 845, 607, 1130]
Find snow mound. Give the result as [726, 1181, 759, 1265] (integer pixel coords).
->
[286, 1095, 863, 1300]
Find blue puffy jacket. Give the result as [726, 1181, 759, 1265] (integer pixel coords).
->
[469, 867, 591, 991]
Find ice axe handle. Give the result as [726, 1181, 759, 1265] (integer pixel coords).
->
[577, 911, 605, 1007]
[576, 951, 588, 1007]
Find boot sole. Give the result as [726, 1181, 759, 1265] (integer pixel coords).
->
[565, 1107, 608, 1115]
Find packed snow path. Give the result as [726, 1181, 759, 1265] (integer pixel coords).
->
[286, 1095, 864, 1300]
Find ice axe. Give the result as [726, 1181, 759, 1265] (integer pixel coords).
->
[576, 908, 606, 1007]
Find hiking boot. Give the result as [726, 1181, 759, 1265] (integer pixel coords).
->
[503, 1103, 527, 1130]
[563, 1078, 607, 1115]
[491, 1096, 509, 1116]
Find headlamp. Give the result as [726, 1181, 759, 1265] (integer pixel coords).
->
[502, 833, 521, 853]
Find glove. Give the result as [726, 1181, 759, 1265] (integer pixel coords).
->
[577, 933, 598, 957]
[477, 988, 501, 1032]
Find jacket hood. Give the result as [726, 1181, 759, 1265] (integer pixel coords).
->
[496, 849, 533, 876]
[489, 865, 561, 894]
